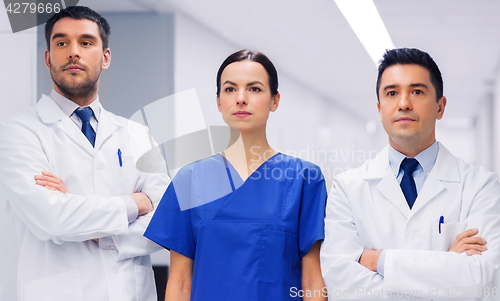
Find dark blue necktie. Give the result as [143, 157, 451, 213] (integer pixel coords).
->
[400, 158, 419, 209]
[74, 108, 96, 147]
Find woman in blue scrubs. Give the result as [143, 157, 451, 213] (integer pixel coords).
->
[145, 50, 327, 300]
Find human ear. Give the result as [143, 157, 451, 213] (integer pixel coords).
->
[44, 49, 50, 70]
[270, 93, 280, 112]
[101, 48, 111, 70]
[377, 101, 382, 122]
[436, 96, 447, 120]
[217, 96, 222, 113]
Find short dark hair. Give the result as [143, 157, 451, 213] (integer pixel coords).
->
[376, 48, 443, 102]
[216, 50, 279, 97]
[45, 6, 110, 51]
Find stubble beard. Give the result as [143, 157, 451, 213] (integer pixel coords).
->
[50, 59, 101, 102]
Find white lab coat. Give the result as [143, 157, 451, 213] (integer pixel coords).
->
[0, 95, 170, 301]
[321, 143, 500, 300]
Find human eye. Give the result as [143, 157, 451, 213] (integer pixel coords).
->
[387, 91, 397, 97]
[56, 41, 67, 47]
[250, 86, 261, 92]
[224, 87, 235, 92]
[81, 41, 92, 46]
[413, 89, 423, 95]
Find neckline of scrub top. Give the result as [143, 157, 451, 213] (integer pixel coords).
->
[219, 152, 282, 185]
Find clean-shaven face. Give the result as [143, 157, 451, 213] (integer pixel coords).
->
[377, 64, 446, 152]
[217, 60, 279, 133]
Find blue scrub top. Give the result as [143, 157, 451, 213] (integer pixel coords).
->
[144, 153, 327, 300]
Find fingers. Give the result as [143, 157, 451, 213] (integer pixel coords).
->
[41, 171, 55, 177]
[460, 236, 487, 246]
[457, 243, 487, 254]
[449, 228, 488, 255]
[34, 172, 68, 193]
[35, 178, 60, 188]
[465, 250, 482, 256]
[453, 228, 479, 244]
[35, 177, 57, 185]
[450, 229, 486, 252]
[453, 236, 487, 252]
[35, 173, 61, 184]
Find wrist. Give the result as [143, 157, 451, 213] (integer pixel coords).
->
[372, 250, 382, 271]
[359, 249, 382, 272]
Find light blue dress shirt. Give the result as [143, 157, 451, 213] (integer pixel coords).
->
[377, 141, 439, 276]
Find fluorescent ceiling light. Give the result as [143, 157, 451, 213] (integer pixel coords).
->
[334, 0, 395, 66]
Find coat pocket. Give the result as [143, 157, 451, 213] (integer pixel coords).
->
[258, 230, 300, 286]
[114, 153, 141, 193]
[432, 221, 467, 251]
[24, 270, 83, 301]
[135, 264, 157, 301]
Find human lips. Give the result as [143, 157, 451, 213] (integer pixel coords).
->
[394, 116, 416, 123]
[233, 111, 251, 118]
[64, 64, 84, 73]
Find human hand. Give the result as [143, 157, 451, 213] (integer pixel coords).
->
[449, 229, 487, 256]
[359, 249, 382, 272]
[129, 192, 153, 216]
[35, 171, 69, 194]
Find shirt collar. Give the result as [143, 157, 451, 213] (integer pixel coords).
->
[50, 89, 101, 121]
[388, 140, 439, 176]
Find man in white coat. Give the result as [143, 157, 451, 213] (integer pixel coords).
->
[0, 6, 170, 301]
[321, 48, 500, 300]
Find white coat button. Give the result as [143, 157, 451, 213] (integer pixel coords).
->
[411, 234, 418, 240]
[95, 163, 104, 170]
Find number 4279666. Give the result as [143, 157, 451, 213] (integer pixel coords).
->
[5, 2, 61, 14]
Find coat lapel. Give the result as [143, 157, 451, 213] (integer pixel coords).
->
[410, 143, 460, 214]
[94, 106, 123, 151]
[376, 169, 411, 219]
[364, 143, 461, 220]
[36, 95, 94, 156]
[365, 146, 410, 219]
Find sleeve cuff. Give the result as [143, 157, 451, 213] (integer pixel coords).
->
[122, 195, 138, 223]
[377, 249, 387, 276]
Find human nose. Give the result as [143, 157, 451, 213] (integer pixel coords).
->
[397, 93, 412, 111]
[236, 90, 247, 105]
[68, 43, 81, 60]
